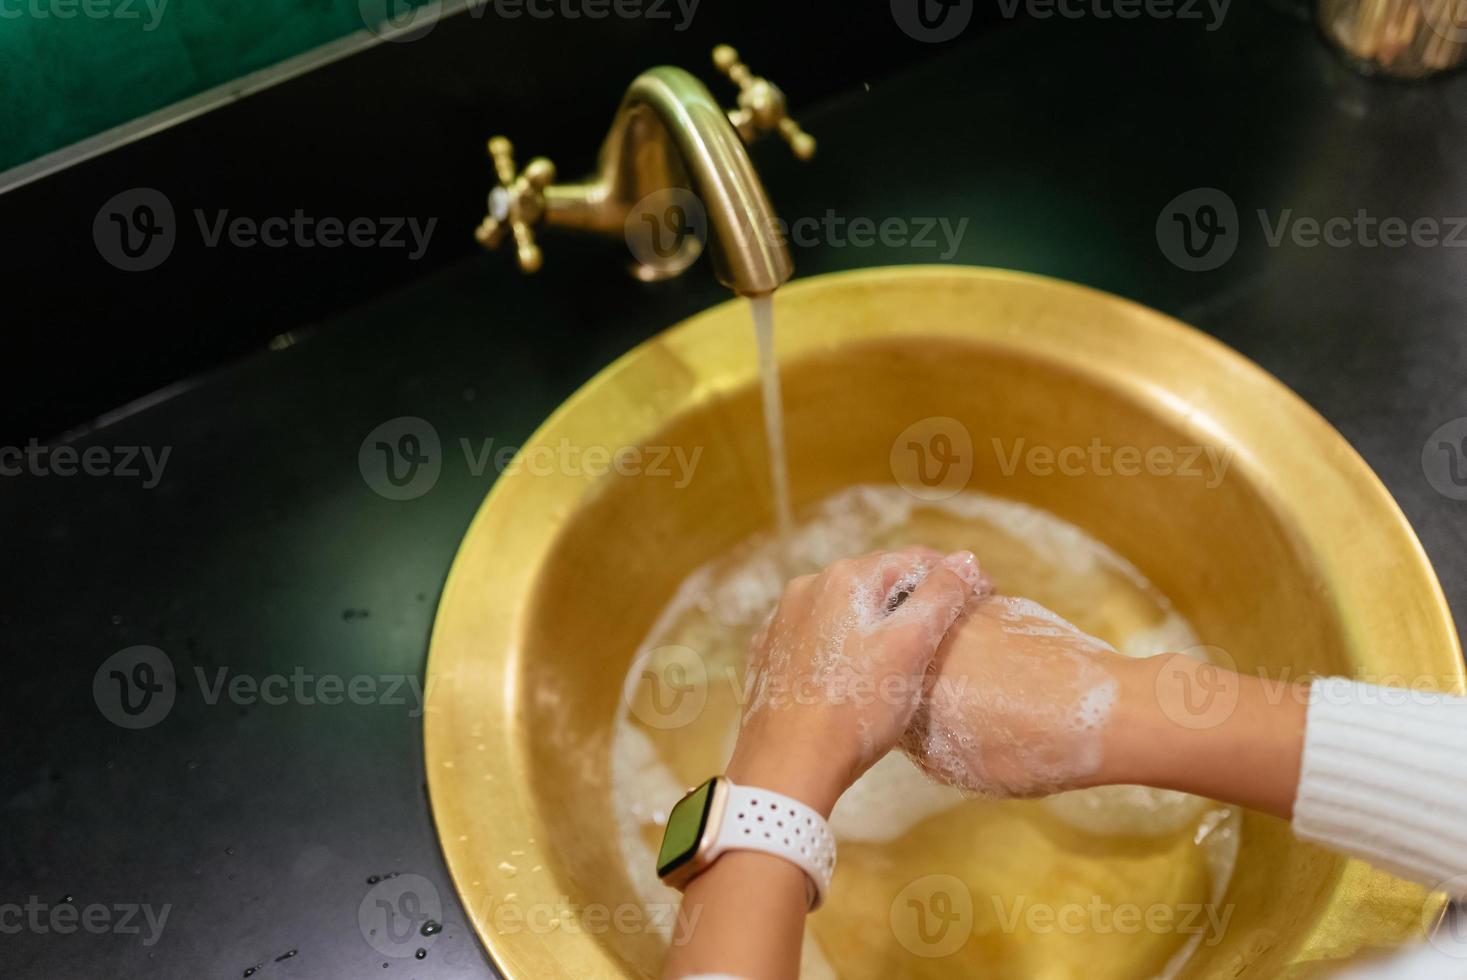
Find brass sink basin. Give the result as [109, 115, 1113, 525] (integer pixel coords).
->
[425, 266, 1463, 978]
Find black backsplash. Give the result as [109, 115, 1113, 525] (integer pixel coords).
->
[3, 3, 1010, 443]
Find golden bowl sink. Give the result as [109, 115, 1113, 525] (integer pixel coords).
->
[425, 266, 1463, 978]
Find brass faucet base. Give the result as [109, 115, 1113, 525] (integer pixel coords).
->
[477, 48, 813, 294]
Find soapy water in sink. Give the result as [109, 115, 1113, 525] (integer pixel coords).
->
[612, 485, 1239, 979]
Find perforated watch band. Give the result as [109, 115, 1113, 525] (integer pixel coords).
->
[712, 780, 836, 909]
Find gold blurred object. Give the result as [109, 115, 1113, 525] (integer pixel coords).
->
[712, 44, 817, 160]
[474, 137, 555, 273]
[1318, 0, 1467, 77]
[475, 47, 817, 293]
[424, 267, 1464, 978]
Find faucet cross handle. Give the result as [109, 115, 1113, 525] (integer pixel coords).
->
[475, 136, 557, 273]
[711, 45, 816, 161]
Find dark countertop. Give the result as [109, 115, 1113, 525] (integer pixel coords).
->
[5, 4, 1467, 978]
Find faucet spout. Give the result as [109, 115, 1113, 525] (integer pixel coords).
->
[542, 67, 793, 296]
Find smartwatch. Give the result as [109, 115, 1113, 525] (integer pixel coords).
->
[655, 776, 836, 909]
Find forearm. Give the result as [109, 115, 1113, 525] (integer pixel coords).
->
[663, 850, 809, 980]
[662, 743, 841, 979]
[1097, 653, 1308, 820]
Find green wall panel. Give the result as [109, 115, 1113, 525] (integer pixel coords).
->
[0, 0, 395, 172]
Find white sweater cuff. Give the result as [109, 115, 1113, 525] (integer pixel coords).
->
[1293, 677, 1467, 895]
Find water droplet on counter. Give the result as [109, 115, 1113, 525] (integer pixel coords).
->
[420, 919, 442, 936]
[275, 950, 297, 962]
[497, 862, 517, 877]
[415, 948, 427, 960]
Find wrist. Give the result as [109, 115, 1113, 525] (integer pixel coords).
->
[725, 738, 846, 819]
[1091, 652, 1207, 788]
[1091, 652, 1308, 819]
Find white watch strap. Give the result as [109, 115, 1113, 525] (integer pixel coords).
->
[713, 780, 836, 909]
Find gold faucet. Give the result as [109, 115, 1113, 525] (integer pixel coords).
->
[474, 46, 814, 296]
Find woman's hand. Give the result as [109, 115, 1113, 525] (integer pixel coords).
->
[901, 593, 1309, 816]
[726, 546, 987, 817]
[666, 548, 985, 979]
[901, 594, 1133, 799]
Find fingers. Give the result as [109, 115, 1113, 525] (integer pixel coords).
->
[875, 546, 946, 607]
[876, 551, 983, 672]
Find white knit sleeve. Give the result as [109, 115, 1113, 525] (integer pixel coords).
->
[1293, 676, 1467, 896]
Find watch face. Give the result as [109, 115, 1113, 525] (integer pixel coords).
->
[657, 777, 717, 878]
